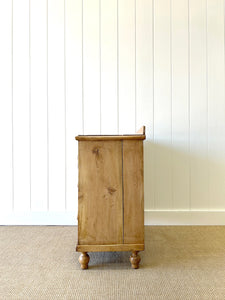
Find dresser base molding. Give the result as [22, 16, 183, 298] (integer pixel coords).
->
[76, 243, 144, 252]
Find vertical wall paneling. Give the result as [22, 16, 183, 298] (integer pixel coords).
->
[65, 0, 82, 212]
[0, 1, 13, 212]
[1, 0, 225, 224]
[48, 0, 65, 211]
[154, 0, 172, 209]
[189, 0, 208, 209]
[13, 0, 30, 212]
[101, 0, 118, 134]
[118, 0, 136, 134]
[83, 0, 100, 134]
[30, 0, 48, 211]
[136, 0, 154, 209]
[171, 0, 190, 209]
[207, 0, 225, 209]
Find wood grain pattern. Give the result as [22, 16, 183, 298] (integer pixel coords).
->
[78, 141, 123, 245]
[123, 140, 144, 244]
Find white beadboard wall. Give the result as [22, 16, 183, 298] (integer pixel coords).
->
[0, 0, 225, 225]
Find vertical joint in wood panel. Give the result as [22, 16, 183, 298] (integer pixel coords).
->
[121, 140, 124, 243]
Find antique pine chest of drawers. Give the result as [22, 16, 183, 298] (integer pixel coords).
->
[75, 126, 145, 269]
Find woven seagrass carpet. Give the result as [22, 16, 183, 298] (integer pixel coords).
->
[0, 226, 224, 299]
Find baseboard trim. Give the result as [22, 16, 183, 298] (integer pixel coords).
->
[144, 210, 225, 225]
[1, 210, 225, 226]
[0, 212, 77, 225]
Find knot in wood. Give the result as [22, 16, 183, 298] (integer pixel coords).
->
[92, 147, 99, 156]
[107, 187, 116, 195]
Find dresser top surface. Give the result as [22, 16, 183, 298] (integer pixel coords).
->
[75, 134, 146, 141]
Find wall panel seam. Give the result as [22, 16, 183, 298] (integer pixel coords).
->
[29, 0, 31, 211]
[82, 0, 84, 134]
[188, 0, 191, 211]
[64, 0, 67, 210]
[47, 0, 49, 211]
[152, 0, 155, 209]
[223, 2, 225, 191]
[206, 0, 209, 210]
[117, 0, 119, 134]
[134, 0, 137, 132]
[12, 0, 14, 212]
[99, 0, 102, 134]
[170, 0, 173, 210]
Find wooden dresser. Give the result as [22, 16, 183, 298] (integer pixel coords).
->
[75, 126, 145, 269]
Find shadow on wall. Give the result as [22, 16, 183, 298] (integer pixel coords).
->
[143, 140, 225, 211]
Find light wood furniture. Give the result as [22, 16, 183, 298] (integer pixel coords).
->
[75, 126, 146, 269]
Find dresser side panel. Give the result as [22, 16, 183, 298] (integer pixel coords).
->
[78, 141, 123, 245]
[123, 140, 144, 244]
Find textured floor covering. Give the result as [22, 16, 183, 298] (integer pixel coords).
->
[0, 226, 225, 299]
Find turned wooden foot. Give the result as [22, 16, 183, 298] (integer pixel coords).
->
[129, 251, 141, 269]
[78, 252, 90, 270]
